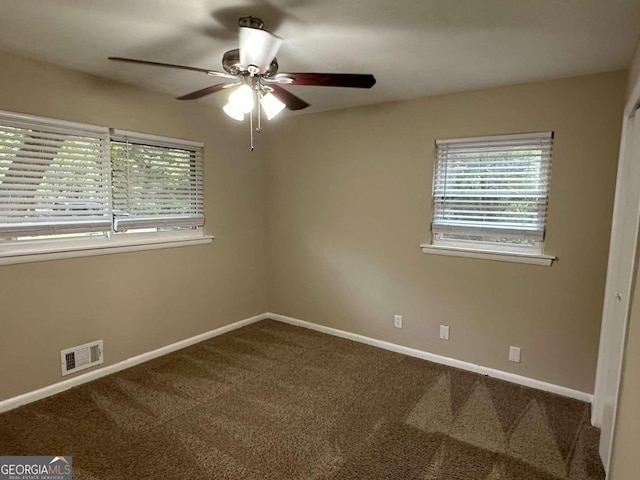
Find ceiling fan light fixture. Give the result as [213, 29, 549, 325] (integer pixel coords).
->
[260, 92, 286, 120]
[223, 102, 245, 121]
[228, 84, 255, 114]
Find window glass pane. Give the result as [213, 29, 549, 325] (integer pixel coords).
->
[0, 113, 111, 240]
[110, 135, 204, 233]
[432, 133, 553, 253]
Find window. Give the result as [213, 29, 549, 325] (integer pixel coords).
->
[0, 111, 207, 263]
[0, 112, 111, 240]
[431, 132, 553, 254]
[110, 130, 204, 233]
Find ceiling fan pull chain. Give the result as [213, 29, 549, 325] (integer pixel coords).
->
[256, 91, 263, 133]
[249, 108, 255, 152]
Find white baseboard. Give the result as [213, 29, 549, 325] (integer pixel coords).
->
[267, 312, 593, 404]
[0, 312, 268, 414]
[0, 310, 593, 414]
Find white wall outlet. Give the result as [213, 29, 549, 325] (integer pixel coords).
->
[394, 314, 403, 329]
[439, 325, 450, 340]
[509, 346, 521, 363]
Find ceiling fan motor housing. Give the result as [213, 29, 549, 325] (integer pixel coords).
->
[222, 48, 279, 77]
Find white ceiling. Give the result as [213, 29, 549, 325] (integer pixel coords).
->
[0, 0, 639, 116]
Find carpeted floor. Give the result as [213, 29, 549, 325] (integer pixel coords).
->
[0, 319, 604, 479]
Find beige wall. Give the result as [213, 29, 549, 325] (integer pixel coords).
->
[266, 71, 625, 393]
[0, 50, 269, 401]
[609, 40, 640, 480]
[626, 39, 640, 102]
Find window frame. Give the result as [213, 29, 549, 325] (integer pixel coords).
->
[423, 131, 555, 266]
[0, 111, 211, 265]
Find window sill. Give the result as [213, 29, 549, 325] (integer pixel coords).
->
[420, 244, 555, 266]
[0, 235, 214, 266]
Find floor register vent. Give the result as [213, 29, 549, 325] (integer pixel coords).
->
[61, 340, 103, 376]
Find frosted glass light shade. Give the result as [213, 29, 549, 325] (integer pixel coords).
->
[239, 27, 283, 74]
[260, 92, 286, 120]
[228, 84, 254, 114]
[223, 102, 245, 121]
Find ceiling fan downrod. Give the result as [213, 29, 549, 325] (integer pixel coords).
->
[238, 16, 264, 30]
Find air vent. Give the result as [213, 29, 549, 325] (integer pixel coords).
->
[61, 340, 103, 376]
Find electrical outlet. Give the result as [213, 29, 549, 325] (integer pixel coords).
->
[439, 325, 450, 340]
[394, 314, 403, 329]
[509, 346, 521, 363]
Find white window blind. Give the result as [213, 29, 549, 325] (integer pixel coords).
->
[110, 130, 204, 232]
[432, 132, 553, 250]
[0, 112, 111, 238]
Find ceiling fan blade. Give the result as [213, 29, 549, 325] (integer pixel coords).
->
[269, 84, 310, 111]
[177, 83, 231, 100]
[274, 72, 376, 88]
[238, 27, 283, 74]
[108, 57, 235, 79]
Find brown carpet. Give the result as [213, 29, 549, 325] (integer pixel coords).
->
[0, 319, 604, 479]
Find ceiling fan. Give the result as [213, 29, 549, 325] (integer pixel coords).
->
[109, 16, 376, 148]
